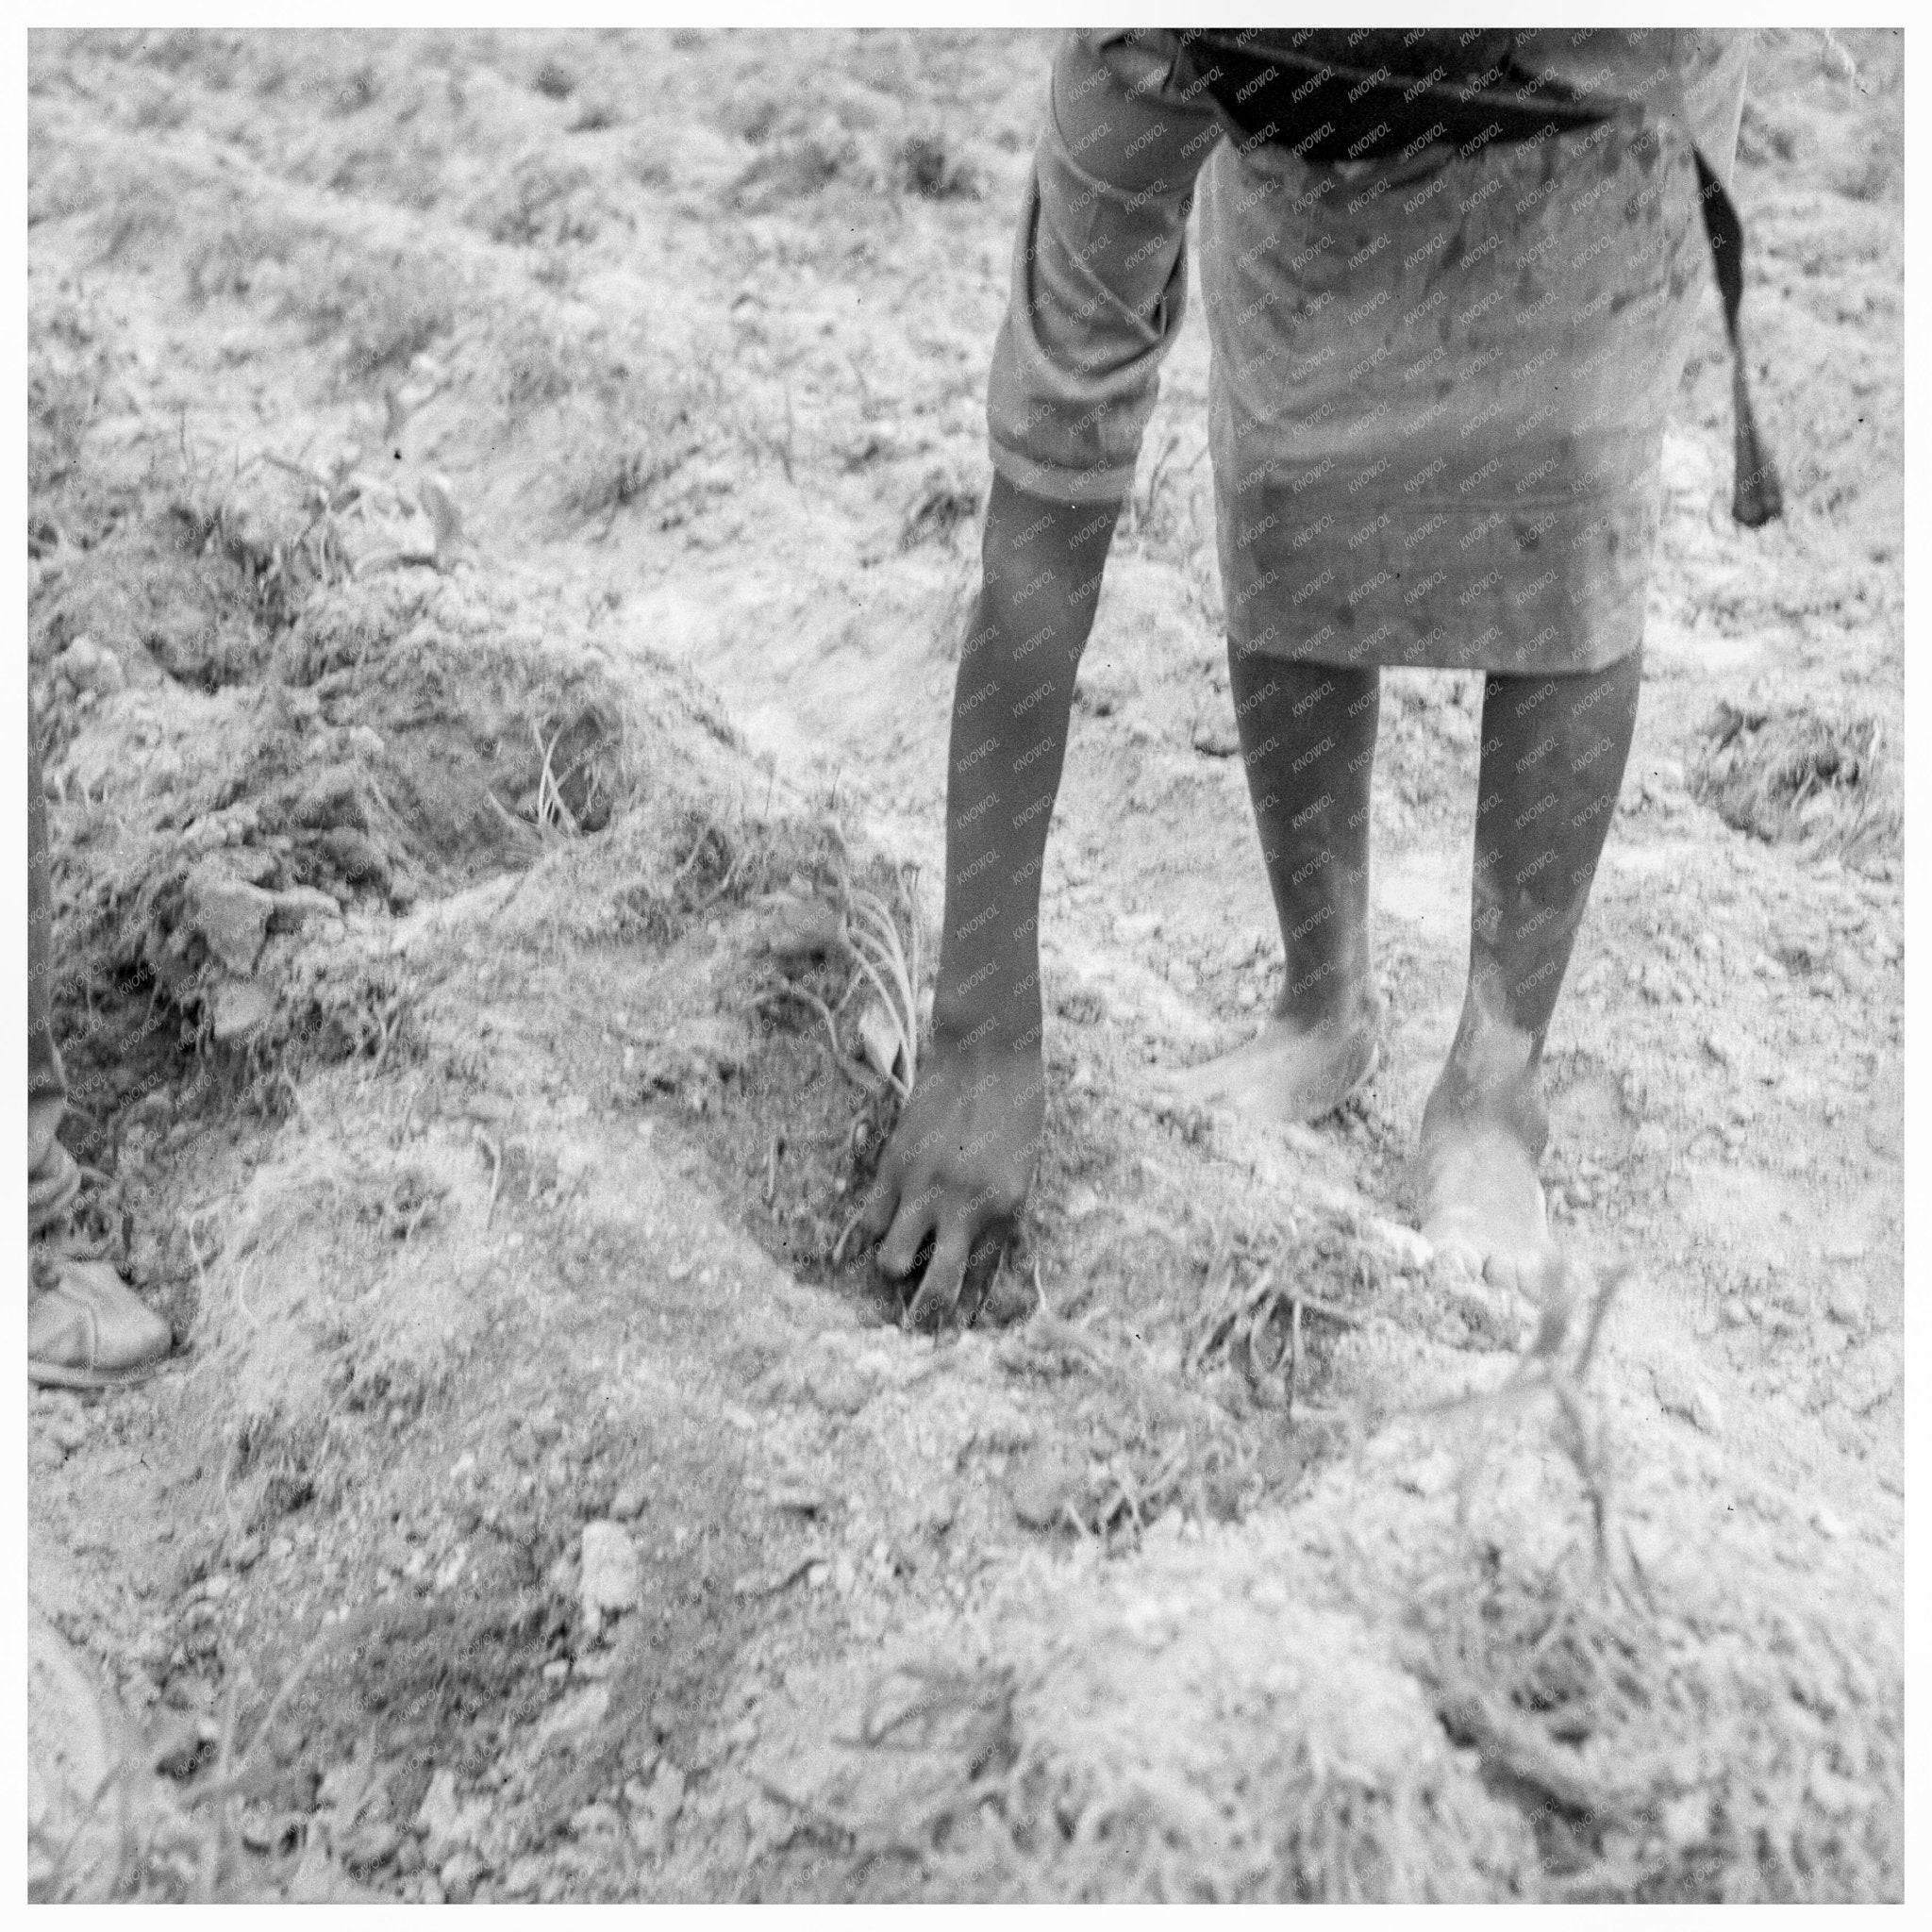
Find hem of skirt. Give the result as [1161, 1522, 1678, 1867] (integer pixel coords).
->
[1228, 634, 1643, 675]
[988, 439, 1136, 508]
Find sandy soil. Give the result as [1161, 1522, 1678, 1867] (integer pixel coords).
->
[25, 27, 1902, 1903]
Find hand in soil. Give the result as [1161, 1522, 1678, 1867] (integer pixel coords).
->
[853, 1041, 1045, 1328]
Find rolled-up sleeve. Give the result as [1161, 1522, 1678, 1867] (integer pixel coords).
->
[987, 29, 1224, 505]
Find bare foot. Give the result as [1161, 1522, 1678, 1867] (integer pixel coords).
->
[1418, 1120, 1555, 1295]
[1161, 993, 1383, 1125]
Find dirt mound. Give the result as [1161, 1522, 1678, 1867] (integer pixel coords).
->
[745, 1401, 1902, 1902]
[1691, 697, 1900, 865]
[29, 291, 646, 1125]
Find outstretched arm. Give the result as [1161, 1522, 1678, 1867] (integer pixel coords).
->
[856, 475, 1119, 1326]
[857, 31, 1222, 1326]
[929, 475, 1119, 1058]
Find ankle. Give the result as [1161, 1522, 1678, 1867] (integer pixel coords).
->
[1272, 958, 1376, 1034]
[1424, 1058, 1548, 1156]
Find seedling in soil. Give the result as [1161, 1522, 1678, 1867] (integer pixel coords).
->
[1415, 1257, 1634, 1572]
[528, 717, 582, 837]
[745, 836, 925, 1271]
[1187, 1230, 1368, 1426]
[796, 821, 924, 1102]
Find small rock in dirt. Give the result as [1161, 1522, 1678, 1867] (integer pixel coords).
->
[578, 1522, 641, 1616]
[56, 634, 126, 697]
[185, 864, 277, 975]
[316, 1761, 369, 1816]
[270, 884, 343, 929]
[1425, 1245, 1484, 1293]
[1811, 1503, 1847, 1541]
[288, 1842, 377, 1904]
[342, 1821, 402, 1874]
[47, 1410, 91, 1454]
[415, 1768, 461, 1848]
[320, 825, 391, 888]
[914, 1486, 958, 1538]
[766, 1476, 825, 1515]
[1807, 1759, 1867, 1819]
[291, 766, 364, 831]
[239, 1809, 284, 1853]
[537, 1683, 610, 1747]
[1653, 1365, 1723, 1435]
[808, 1360, 874, 1417]
[1700, 1029, 1740, 1067]
[1074, 655, 1139, 718]
[1191, 720, 1241, 758]
[1064, 1184, 1101, 1224]
[265, 1716, 306, 1765]
[1661, 1790, 1711, 1853]
[1825, 1282, 1868, 1326]
[440, 1847, 489, 1900]
[649, 1765, 686, 1822]
[1399, 1449, 1457, 1499]
[1837, 1336, 1904, 1415]
[210, 977, 277, 1043]
[608, 1481, 648, 1522]
[1721, 1296, 1751, 1328]
[501, 1855, 546, 1899]
[1008, 1442, 1082, 1530]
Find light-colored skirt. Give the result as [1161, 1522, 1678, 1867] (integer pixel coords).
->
[1199, 34, 1749, 675]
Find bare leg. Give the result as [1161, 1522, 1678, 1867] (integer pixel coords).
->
[1164, 648, 1382, 1123]
[1421, 650, 1644, 1291]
